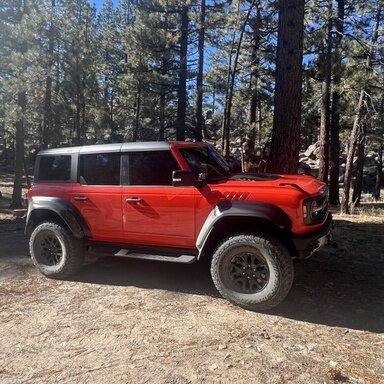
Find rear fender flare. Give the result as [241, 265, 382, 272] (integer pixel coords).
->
[25, 197, 91, 239]
[196, 200, 292, 258]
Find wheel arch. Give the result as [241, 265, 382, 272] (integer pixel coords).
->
[197, 201, 296, 260]
[25, 197, 91, 239]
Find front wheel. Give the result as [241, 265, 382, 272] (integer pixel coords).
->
[29, 222, 84, 279]
[210, 233, 294, 310]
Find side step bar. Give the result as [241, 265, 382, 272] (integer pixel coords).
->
[114, 249, 196, 264]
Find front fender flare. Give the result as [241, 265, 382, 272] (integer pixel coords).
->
[196, 200, 292, 255]
[25, 197, 91, 239]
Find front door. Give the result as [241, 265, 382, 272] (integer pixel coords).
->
[121, 150, 195, 249]
[71, 152, 124, 242]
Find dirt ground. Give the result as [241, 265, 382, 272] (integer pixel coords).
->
[0, 174, 383, 383]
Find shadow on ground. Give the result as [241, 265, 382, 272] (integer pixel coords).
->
[75, 218, 384, 333]
[1, 216, 383, 333]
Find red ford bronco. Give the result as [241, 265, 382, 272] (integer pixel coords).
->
[26, 141, 332, 310]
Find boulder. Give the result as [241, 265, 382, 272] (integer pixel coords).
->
[304, 143, 319, 160]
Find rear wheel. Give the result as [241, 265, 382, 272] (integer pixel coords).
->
[210, 233, 294, 310]
[29, 222, 84, 279]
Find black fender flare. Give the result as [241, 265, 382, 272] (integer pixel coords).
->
[196, 200, 292, 257]
[25, 197, 91, 239]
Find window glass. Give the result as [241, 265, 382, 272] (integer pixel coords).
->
[128, 151, 179, 185]
[180, 146, 230, 180]
[79, 153, 121, 185]
[38, 155, 71, 181]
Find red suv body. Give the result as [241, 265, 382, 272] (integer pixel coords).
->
[26, 141, 332, 310]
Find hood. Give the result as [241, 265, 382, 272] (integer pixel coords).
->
[213, 173, 327, 197]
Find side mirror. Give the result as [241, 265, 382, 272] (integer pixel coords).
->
[172, 170, 196, 187]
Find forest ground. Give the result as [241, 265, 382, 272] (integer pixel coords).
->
[0, 171, 383, 383]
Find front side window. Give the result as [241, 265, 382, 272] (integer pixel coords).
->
[79, 153, 121, 185]
[128, 151, 179, 185]
[180, 146, 230, 180]
[38, 155, 71, 181]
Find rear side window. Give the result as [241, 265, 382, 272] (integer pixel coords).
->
[79, 153, 121, 185]
[38, 155, 71, 181]
[128, 151, 179, 185]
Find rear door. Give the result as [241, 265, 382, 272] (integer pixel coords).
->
[121, 150, 196, 249]
[71, 152, 124, 242]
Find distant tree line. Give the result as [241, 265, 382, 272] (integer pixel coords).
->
[0, 0, 383, 213]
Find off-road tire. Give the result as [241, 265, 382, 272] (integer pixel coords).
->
[29, 222, 84, 279]
[211, 233, 294, 310]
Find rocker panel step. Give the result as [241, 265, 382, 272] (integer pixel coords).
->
[114, 250, 196, 264]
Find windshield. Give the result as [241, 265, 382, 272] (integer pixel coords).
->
[180, 146, 231, 180]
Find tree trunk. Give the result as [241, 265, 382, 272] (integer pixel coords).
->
[223, 0, 256, 160]
[74, 53, 82, 145]
[341, 2, 382, 213]
[244, 6, 261, 172]
[42, 0, 55, 150]
[329, 0, 345, 205]
[267, 0, 305, 173]
[374, 143, 382, 200]
[133, 85, 141, 142]
[159, 57, 167, 141]
[221, 31, 236, 153]
[195, 0, 205, 141]
[341, 90, 364, 213]
[374, 91, 384, 200]
[176, 5, 189, 141]
[318, 0, 333, 182]
[159, 92, 165, 141]
[352, 133, 365, 205]
[23, 156, 31, 189]
[10, 91, 26, 209]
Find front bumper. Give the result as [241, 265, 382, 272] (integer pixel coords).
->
[292, 213, 333, 259]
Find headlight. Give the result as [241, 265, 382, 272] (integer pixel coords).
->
[303, 192, 328, 225]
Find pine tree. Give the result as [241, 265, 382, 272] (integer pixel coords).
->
[267, 0, 305, 173]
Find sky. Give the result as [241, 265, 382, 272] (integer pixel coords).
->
[94, 0, 118, 10]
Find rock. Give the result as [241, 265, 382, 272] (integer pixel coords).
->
[260, 330, 270, 340]
[304, 143, 319, 160]
[307, 344, 315, 351]
[218, 344, 227, 350]
[209, 363, 218, 371]
[329, 361, 338, 369]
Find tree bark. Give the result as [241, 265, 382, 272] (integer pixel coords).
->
[221, 31, 236, 153]
[159, 92, 165, 141]
[341, 2, 382, 213]
[374, 143, 382, 200]
[11, 1, 28, 209]
[318, 0, 333, 182]
[223, 0, 256, 160]
[11, 91, 26, 209]
[159, 57, 167, 141]
[374, 89, 384, 200]
[267, 0, 305, 173]
[244, 5, 261, 172]
[329, 0, 345, 205]
[176, 5, 189, 141]
[195, 0, 205, 141]
[42, 0, 55, 150]
[352, 133, 365, 205]
[133, 85, 141, 142]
